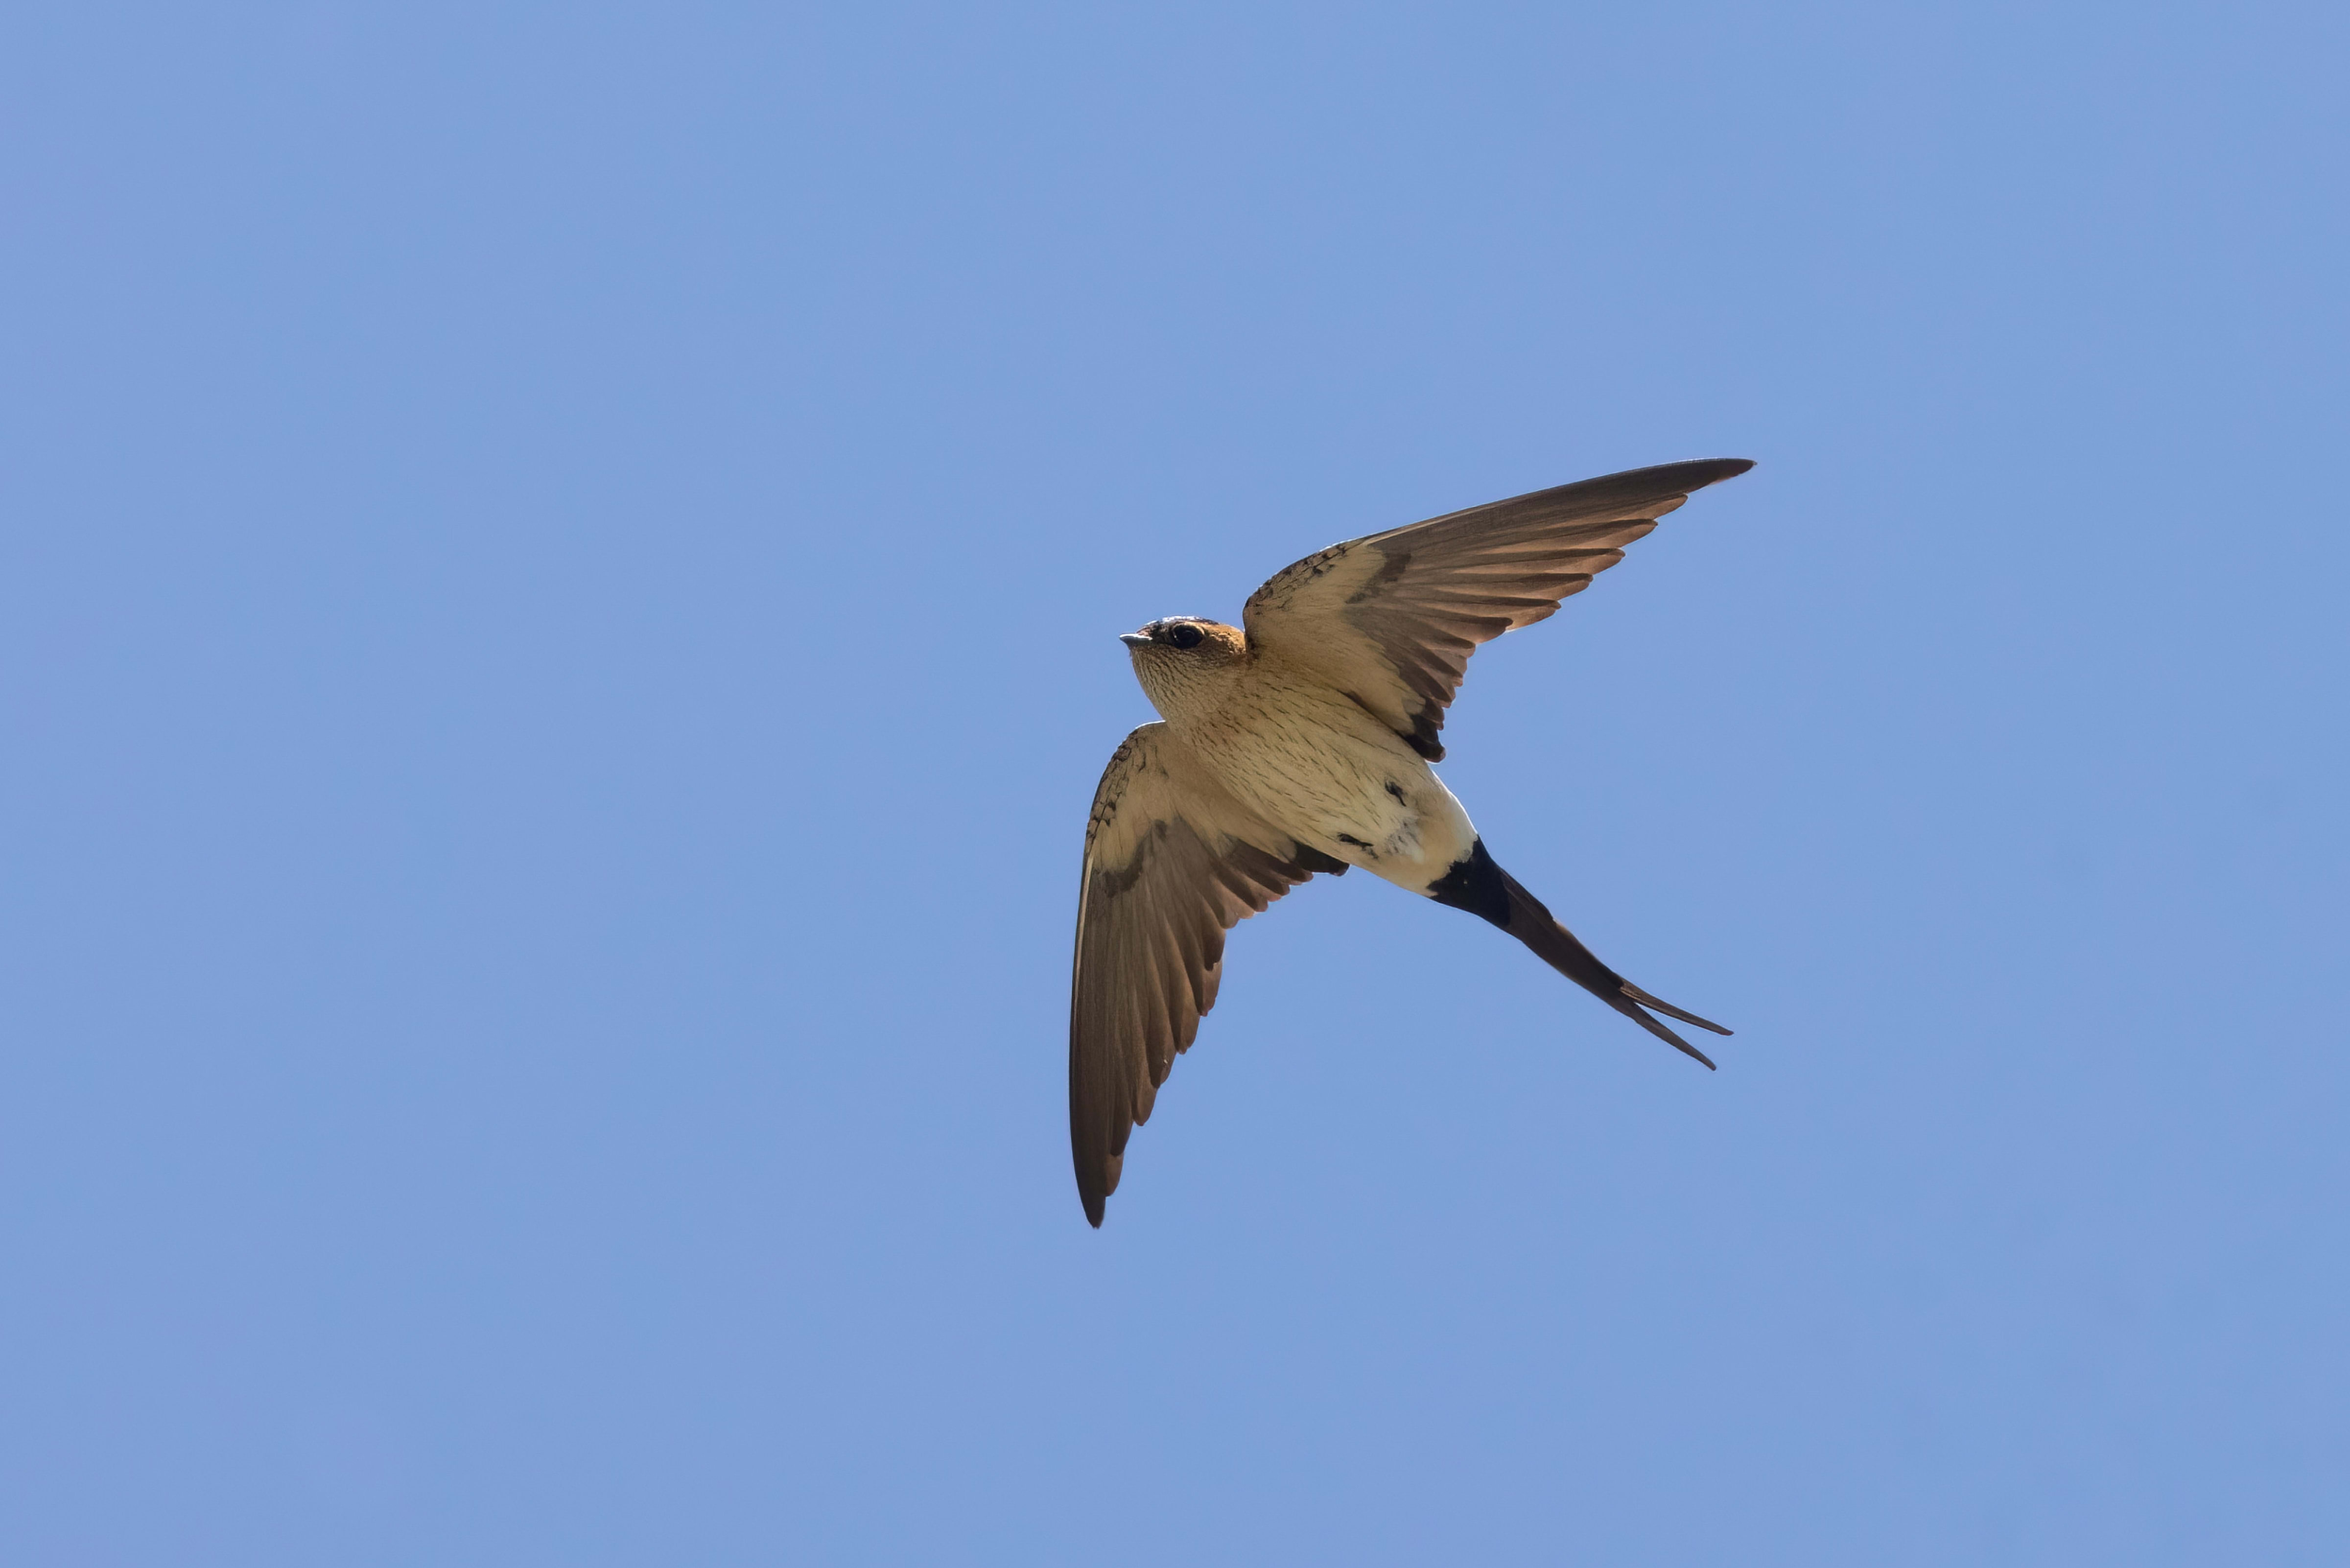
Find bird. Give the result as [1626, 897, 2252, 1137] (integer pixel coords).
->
[1070, 457, 1754, 1226]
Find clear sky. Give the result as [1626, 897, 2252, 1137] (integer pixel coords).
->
[3, 3, 2345, 1563]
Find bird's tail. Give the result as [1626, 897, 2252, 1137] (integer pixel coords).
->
[1426, 839, 1730, 1067]
[1499, 869, 1729, 1066]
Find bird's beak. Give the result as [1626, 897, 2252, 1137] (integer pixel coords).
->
[1118, 633, 1152, 648]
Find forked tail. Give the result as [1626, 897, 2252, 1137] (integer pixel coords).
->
[1426, 840, 1732, 1067]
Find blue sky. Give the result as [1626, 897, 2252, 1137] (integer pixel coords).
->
[3, 3, 2344, 1563]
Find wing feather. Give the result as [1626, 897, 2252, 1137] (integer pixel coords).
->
[1243, 459, 1752, 760]
[1069, 724, 1340, 1226]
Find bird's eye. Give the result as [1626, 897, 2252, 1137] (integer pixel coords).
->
[1164, 624, 1205, 650]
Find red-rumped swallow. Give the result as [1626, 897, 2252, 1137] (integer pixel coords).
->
[1072, 459, 1754, 1226]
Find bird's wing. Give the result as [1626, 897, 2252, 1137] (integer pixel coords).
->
[1242, 459, 1753, 761]
[1071, 723, 1344, 1227]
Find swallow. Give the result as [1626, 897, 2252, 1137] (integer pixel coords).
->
[1069, 458, 1754, 1226]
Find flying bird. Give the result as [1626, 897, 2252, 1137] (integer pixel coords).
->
[1070, 458, 1753, 1226]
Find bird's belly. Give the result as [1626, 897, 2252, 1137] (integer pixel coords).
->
[1193, 714, 1475, 892]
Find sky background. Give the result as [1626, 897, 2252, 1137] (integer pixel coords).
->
[3, 2, 2346, 1563]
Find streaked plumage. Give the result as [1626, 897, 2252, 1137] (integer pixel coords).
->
[1071, 458, 1754, 1226]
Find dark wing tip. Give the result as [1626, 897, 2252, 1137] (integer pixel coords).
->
[1075, 1152, 1115, 1226]
[1507, 458, 1756, 525]
[1649, 456, 1755, 490]
[1077, 1164, 1110, 1226]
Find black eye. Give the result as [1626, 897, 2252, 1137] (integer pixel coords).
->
[1164, 624, 1205, 650]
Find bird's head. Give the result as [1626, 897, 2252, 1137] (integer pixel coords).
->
[1119, 617, 1247, 722]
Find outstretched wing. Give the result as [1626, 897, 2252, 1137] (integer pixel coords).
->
[1243, 459, 1753, 761]
[1071, 724, 1345, 1227]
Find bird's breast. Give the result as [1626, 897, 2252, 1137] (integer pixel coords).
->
[1182, 684, 1474, 892]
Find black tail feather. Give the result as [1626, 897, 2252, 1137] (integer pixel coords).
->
[1620, 981, 1733, 1037]
[1429, 840, 1729, 1069]
[1597, 988, 1720, 1071]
